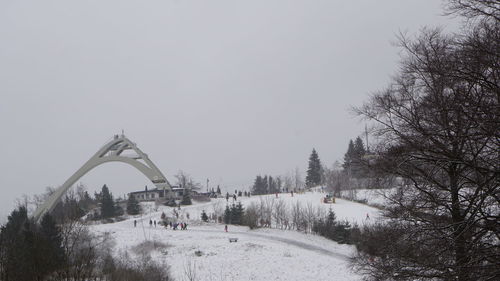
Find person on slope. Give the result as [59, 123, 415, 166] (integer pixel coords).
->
[224, 225, 228, 232]
[149, 219, 153, 227]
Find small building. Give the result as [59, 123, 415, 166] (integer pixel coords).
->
[129, 186, 204, 202]
[171, 187, 201, 200]
[129, 186, 171, 202]
[171, 187, 186, 199]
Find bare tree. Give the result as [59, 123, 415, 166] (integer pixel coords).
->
[211, 199, 224, 222]
[174, 170, 201, 190]
[273, 199, 288, 229]
[281, 172, 294, 192]
[243, 202, 260, 229]
[290, 201, 305, 231]
[444, 0, 500, 21]
[352, 23, 499, 281]
[293, 167, 304, 192]
[258, 196, 274, 227]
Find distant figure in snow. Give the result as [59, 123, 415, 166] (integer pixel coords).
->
[366, 213, 370, 219]
[169, 222, 173, 228]
[154, 220, 157, 227]
[224, 225, 228, 232]
[233, 194, 237, 201]
[134, 220, 137, 227]
[276, 193, 278, 198]
[149, 219, 153, 227]
[291, 191, 294, 197]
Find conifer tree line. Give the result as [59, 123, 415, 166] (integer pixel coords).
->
[223, 202, 245, 225]
[251, 148, 324, 195]
[312, 209, 356, 244]
[251, 175, 283, 195]
[342, 137, 368, 178]
[0, 207, 65, 281]
[0, 206, 172, 280]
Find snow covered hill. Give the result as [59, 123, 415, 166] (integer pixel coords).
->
[90, 191, 380, 281]
[340, 188, 395, 208]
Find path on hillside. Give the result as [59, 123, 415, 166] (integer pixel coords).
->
[115, 220, 351, 260]
[188, 227, 350, 260]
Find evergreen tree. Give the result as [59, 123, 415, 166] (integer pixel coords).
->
[0, 207, 66, 281]
[79, 191, 94, 211]
[342, 139, 355, 171]
[39, 213, 65, 275]
[126, 194, 141, 215]
[305, 148, 322, 187]
[326, 208, 336, 225]
[268, 176, 278, 194]
[276, 177, 282, 193]
[353, 137, 367, 177]
[354, 136, 366, 158]
[223, 205, 231, 224]
[235, 202, 245, 225]
[0, 206, 31, 281]
[201, 210, 209, 222]
[343, 138, 367, 178]
[94, 190, 102, 202]
[181, 188, 192, 205]
[100, 184, 115, 218]
[230, 202, 245, 225]
[216, 185, 221, 195]
[251, 175, 268, 195]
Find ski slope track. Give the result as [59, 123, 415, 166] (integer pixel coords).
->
[189, 228, 350, 260]
[90, 191, 380, 281]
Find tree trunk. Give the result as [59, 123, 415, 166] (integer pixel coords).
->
[449, 164, 468, 281]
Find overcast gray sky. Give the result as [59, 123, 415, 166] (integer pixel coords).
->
[0, 0, 459, 219]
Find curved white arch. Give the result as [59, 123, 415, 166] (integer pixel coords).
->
[33, 134, 173, 222]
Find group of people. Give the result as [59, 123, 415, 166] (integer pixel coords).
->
[167, 221, 188, 230]
[133, 219, 188, 230]
[132, 219, 158, 227]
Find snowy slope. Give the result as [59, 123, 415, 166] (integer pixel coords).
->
[90, 191, 379, 281]
[340, 188, 394, 207]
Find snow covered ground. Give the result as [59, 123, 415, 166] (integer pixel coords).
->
[90, 191, 380, 281]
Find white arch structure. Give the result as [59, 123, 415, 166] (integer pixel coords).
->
[33, 134, 173, 222]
